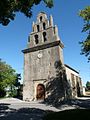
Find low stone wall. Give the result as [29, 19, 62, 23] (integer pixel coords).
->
[85, 91, 90, 96]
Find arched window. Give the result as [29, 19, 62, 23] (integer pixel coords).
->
[43, 32, 47, 42]
[34, 34, 39, 44]
[40, 16, 42, 22]
[37, 25, 40, 32]
[43, 22, 46, 30]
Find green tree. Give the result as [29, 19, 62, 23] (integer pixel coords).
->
[0, 0, 53, 26]
[0, 59, 17, 97]
[14, 73, 22, 98]
[86, 81, 90, 90]
[79, 6, 90, 61]
[14, 73, 21, 87]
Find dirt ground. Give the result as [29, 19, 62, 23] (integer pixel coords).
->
[0, 97, 90, 120]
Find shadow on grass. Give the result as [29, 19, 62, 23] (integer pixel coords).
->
[0, 103, 51, 120]
[43, 109, 90, 120]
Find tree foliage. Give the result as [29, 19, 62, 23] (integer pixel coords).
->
[86, 81, 90, 90]
[0, 59, 19, 97]
[79, 6, 90, 61]
[0, 0, 53, 26]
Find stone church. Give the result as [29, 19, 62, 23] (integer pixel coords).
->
[22, 12, 83, 102]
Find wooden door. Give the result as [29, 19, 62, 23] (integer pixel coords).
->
[36, 84, 45, 100]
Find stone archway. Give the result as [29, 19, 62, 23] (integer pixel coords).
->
[36, 84, 45, 100]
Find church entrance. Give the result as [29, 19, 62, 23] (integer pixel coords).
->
[36, 84, 45, 100]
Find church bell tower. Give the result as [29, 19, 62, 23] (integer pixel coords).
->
[22, 12, 64, 101]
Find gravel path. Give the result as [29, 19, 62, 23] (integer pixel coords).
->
[0, 97, 90, 120]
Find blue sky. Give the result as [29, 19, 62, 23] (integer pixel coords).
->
[0, 0, 90, 85]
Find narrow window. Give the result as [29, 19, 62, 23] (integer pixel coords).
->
[71, 73, 75, 89]
[43, 22, 46, 30]
[43, 32, 47, 42]
[34, 34, 39, 44]
[40, 16, 42, 22]
[37, 25, 40, 32]
[54, 27, 55, 34]
[28, 36, 30, 42]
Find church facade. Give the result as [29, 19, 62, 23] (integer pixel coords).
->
[22, 12, 83, 102]
[65, 64, 83, 98]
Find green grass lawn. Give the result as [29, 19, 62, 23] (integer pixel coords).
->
[43, 109, 90, 120]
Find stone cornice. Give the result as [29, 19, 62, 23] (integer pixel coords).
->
[22, 41, 63, 53]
